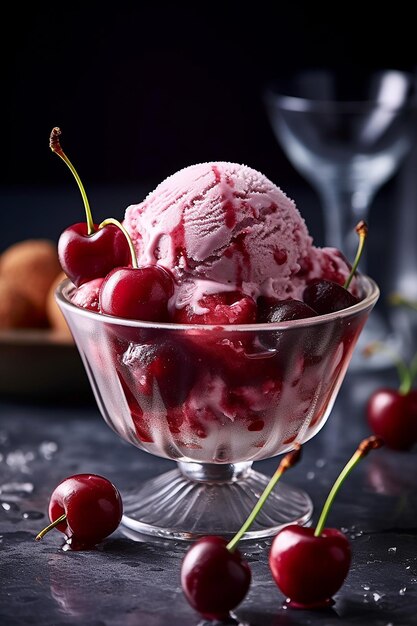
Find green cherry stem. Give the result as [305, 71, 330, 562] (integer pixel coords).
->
[363, 341, 413, 395]
[314, 436, 383, 537]
[344, 220, 368, 290]
[98, 218, 138, 269]
[226, 444, 302, 552]
[35, 513, 67, 541]
[49, 127, 95, 235]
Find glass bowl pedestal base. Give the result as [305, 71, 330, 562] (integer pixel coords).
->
[121, 460, 313, 542]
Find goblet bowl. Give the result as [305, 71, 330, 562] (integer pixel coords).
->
[56, 275, 379, 541]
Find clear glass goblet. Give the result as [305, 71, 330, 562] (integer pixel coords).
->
[264, 70, 417, 369]
[57, 275, 378, 542]
[264, 69, 417, 261]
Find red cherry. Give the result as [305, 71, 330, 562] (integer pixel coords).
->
[268, 436, 382, 609]
[71, 277, 104, 312]
[181, 536, 251, 621]
[303, 278, 359, 315]
[363, 339, 417, 451]
[269, 526, 351, 608]
[257, 298, 318, 323]
[257, 299, 318, 352]
[120, 338, 196, 408]
[36, 474, 123, 549]
[58, 223, 130, 287]
[173, 291, 257, 325]
[50, 128, 130, 287]
[303, 220, 367, 316]
[180, 448, 302, 620]
[99, 265, 174, 322]
[366, 388, 417, 450]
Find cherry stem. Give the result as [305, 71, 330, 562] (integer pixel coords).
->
[344, 220, 368, 290]
[35, 513, 67, 541]
[49, 127, 95, 235]
[314, 436, 383, 537]
[362, 341, 413, 395]
[98, 218, 138, 269]
[226, 445, 302, 552]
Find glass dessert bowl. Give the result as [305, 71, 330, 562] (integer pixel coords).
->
[56, 274, 379, 542]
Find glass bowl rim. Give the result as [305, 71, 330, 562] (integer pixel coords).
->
[264, 90, 417, 114]
[264, 70, 417, 113]
[56, 275, 379, 333]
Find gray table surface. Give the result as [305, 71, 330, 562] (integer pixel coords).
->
[0, 365, 416, 626]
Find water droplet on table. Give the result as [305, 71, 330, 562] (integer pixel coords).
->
[6, 450, 35, 473]
[388, 546, 397, 554]
[1, 501, 20, 512]
[315, 458, 326, 468]
[346, 525, 363, 539]
[362, 583, 371, 591]
[22, 511, 44, 520]
[307, 471, 315, 480]
[399, 587, 407, 595]
[39, 441, 58, 460]
[372, 591, 384, 602]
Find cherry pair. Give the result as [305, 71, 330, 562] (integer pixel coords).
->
[181, 436, 383, 620]
[51, 128, 175, 322]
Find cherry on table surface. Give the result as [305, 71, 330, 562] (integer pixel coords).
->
[180, 447, 302, 621]
[36, 473, 123, 549]
[364, 341, 417, 450]
[367, 388, 417, 450]
[181, 536, 251, 621]
[269, 526, 351, 608]
[50, 127, 130, 287]
[269, 436, 383, 608]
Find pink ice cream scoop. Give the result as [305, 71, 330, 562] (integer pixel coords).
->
[123, 162, 350, 310]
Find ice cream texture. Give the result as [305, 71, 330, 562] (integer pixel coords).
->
[123, 162, 350, 313]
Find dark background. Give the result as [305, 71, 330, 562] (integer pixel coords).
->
[2, 3, 417, 250]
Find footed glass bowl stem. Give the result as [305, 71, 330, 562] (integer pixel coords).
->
[121, 460, 313, 542]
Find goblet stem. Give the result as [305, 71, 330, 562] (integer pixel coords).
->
[178, 461, 252, 482]
[318, 183, 374, 270]
[120, 461, 313, 542]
